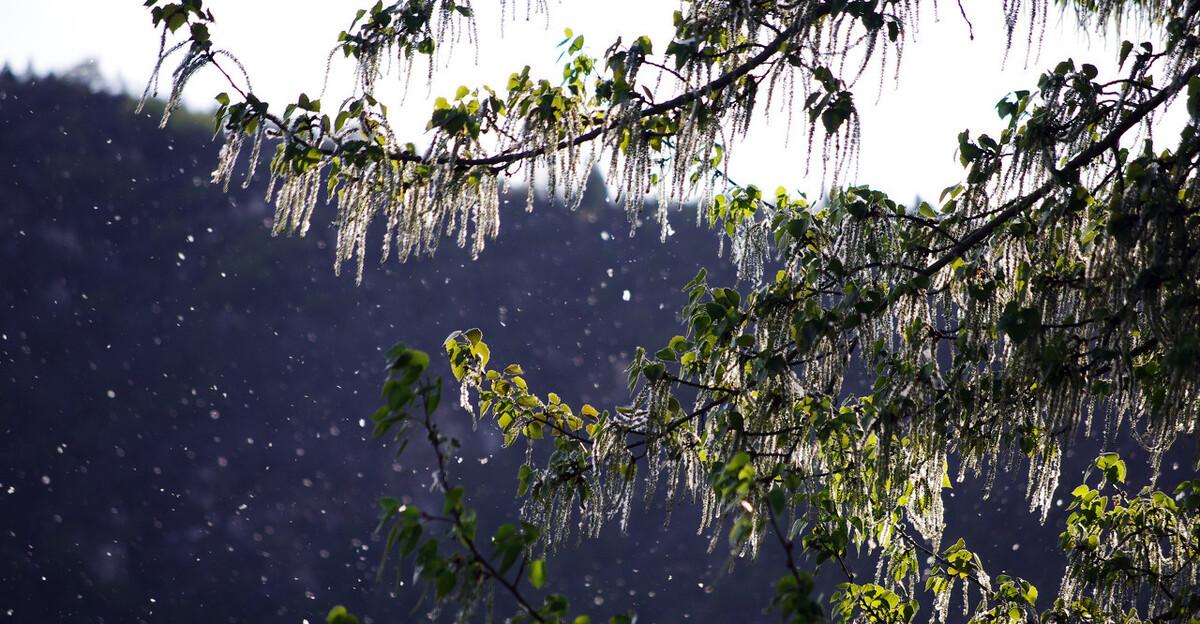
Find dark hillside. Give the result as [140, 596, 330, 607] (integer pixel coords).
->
[0, 71, 772, 623]
[1, 71, 1187, 623]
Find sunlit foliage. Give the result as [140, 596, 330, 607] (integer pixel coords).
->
[138, 0, 1200, 622]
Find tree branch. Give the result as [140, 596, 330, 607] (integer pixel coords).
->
[918, 59, 1200, 279]
[418, 396, 547, 622]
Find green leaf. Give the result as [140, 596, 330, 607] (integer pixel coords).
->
[1118, 40, 1134, 67]
[1096, 452, 1127, 484]
[189, 22, 209, 44]
[1187, 76, 1200, 120]
[529, 558, 547, 589]
[517, 464, 534, 496]
[326, 605, 360, 624]
[767, 488, 786, 515]
[1023, 583, 1038, 606]
[998, 303, 1041, 344]
[435, 570, 456, 597]
[166, 11, 187, 32]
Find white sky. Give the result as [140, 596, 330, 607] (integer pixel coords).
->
[0, 1, 1134, 201]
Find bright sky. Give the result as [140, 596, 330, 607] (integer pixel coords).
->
[0, 1, 1134, 201]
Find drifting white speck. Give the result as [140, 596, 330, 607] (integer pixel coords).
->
[106, 390, 116, 399]
[622, 290, 631, 302]
[41, 476, 51, 485]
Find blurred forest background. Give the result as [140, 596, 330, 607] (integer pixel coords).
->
[0, 69, 1189, 623]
